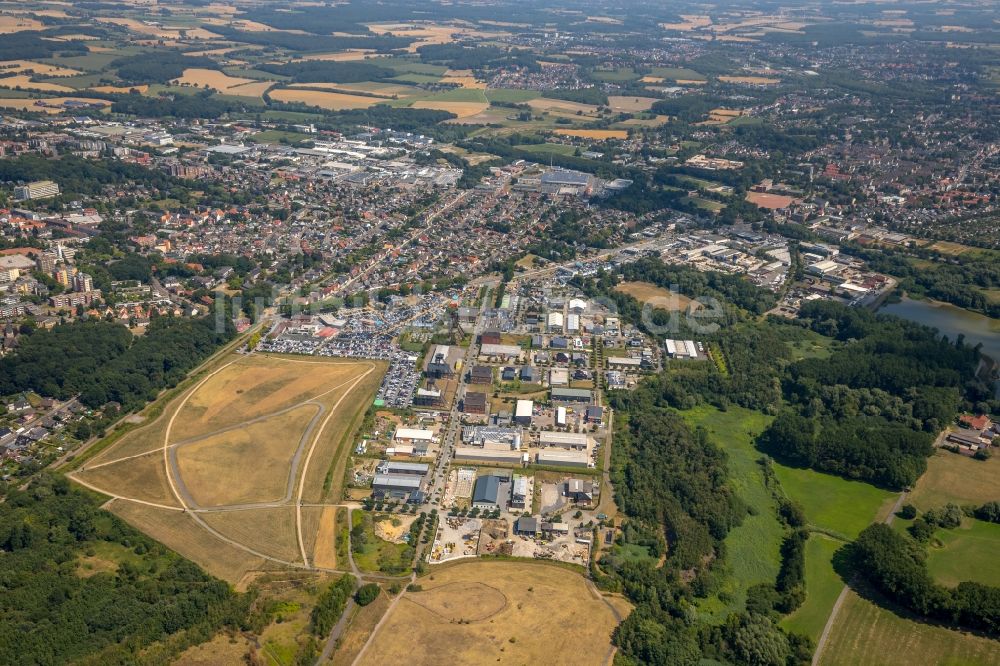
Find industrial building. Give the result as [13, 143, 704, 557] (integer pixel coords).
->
[371, 473, 423, 498]
[538, 431, 589, 450]
[472, 474, 512, 509]
[514, 399, 534, 425]
[550, 387, 592, 404]
[479, 343, 522, 359]
[454, 447, 525, 466]
[536, 449, 590, 468]
[463, 391, 488, 415]
[511, 474, 529, 509]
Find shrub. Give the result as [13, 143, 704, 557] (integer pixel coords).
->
[354, 583, 380, 607]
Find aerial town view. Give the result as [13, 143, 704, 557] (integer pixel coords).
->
[0, 0, 999, 664]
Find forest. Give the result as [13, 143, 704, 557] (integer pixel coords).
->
[758, 300, 988, 488]
[604, 381, 811, 665]
[0, 475, 250, 664]
[0, 315, 233, 410]
[112, 51, 215, 85]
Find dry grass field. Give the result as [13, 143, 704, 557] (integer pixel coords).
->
[175, 403, 319, 507]
[929, 240, 975, 256]
[301, 363, 385, 503]
[0, 15, 46, 33]
[411, 100, 489, 117]
[300, 49, 376, 62]
[907, 449, 1000, 511]
[607, 95, 659, 112]
[746, 191, 799, 210]
[820, 589, 999, 665]
[71, 352, 385, 583]
[174, 632, 253, 666]
[359, 561, 627, 666]
[75, 450, 180, 507]
[171, 355, 364, 441]
[0, 60, 82, 76]
[91, 84, 149, 94]
[270, 88, 379, 109]
[328, 593, 392, 666]
[110, 500, 270, 584]
[614, 281, 694, 310]
[0, 75, 74, 93]
[528, 97, 599, 115]
[311, 506, 338, 569]
[201, 507, 301, 562]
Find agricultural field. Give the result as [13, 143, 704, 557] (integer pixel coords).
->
[0, 97, 111, 114]
[270, 88, 380, 110]
[172, 68, 274, 96]
[719, 75, 781, 85]
[907, 449, 1000, 510]
[820, 589, 999, 666]
[411, 100, 489, 118]
[607, 95, 659, 112]
[70, 353, 385, 583]
[358, 561, 628, 665]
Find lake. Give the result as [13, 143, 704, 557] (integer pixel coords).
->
[880, 297, 1000, 371]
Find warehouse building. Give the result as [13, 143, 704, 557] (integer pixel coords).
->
[472, 474, 512, 509]
[550, 387, 592, 404]
[454, 447, 525, 466]
[514, 399, 534, 425]
[480, 343, 522, 360]
[538, 431, 589, 451]
[536, 450, 590, 468]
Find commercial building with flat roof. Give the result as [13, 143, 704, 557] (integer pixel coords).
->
[538, 431, 589, 450]
[514, 399, 533, 425]
[376, 461, 429, 476]
[550, 387, 592, 403]
[454, 447, 524, 465]
[372, 473, 422, 494]
[536, 450, 590, 468]
[393, 428, 434, 442]
[480, 343, 522, 359]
